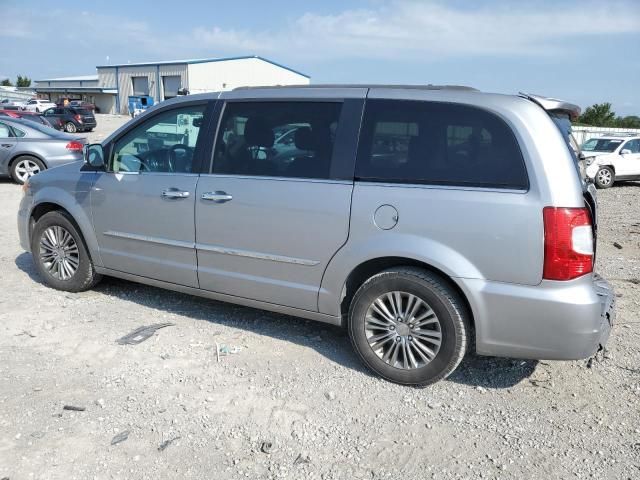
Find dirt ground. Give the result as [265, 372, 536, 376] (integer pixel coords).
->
[0, 116, 638, 479]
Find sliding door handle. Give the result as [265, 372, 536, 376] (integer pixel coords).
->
[201, 191, 233, 203]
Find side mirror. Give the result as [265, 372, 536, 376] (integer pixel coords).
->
[578, 152, 586, 161]
[192, 117, 203, 128]
[620, 149, 632, 155]
[84, 143, 105, 168]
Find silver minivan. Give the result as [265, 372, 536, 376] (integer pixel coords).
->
[17, 86, 615, 385]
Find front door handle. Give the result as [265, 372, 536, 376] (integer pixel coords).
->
[162, 189, 190, 199]
[201, 191, 233, 203]
[1, 144, 12, 148]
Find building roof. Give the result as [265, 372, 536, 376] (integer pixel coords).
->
[35, 75, 99, 82]
[95, 55, 310, 78]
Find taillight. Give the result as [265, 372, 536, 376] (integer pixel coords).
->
[74, 114, 82, 123]
[543, 207, 593, 281]
[66, 141, 84, 152]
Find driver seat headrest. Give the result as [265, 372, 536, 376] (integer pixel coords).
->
[244, 116, 274, 148]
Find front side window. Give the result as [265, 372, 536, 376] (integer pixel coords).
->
[111, 105, 205, 173]
[622, 139, 640, 153]
[213, 101, 342, 179]
[356, 100, 528, 189]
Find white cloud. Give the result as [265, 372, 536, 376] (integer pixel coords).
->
[191, 0, 640, 60]
[1, 0, 639, 66]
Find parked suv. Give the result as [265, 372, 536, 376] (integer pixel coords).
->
[42, 106, 97, 133]
[17, 86, 615, 386]
[582, 134, 640, 188]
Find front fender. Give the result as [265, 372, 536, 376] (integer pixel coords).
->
[318, 232, 483, 317]
[30, 174, 102, 267]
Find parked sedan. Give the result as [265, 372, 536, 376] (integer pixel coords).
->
[42, 106, 97, 133]
[0, 109, 60, 129]
[0, 117, 85, 184]
[23, 99, 56, 113]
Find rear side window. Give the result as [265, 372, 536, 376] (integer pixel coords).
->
[213, 101, 342, 179]
[356, 100, 528, 189]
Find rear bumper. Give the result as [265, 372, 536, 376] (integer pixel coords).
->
[460, 274, 614, 360]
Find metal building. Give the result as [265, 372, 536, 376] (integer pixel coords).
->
[35, 55, 310, 115]
[97, 55, 310, 114]
[34, 75, 117, 113]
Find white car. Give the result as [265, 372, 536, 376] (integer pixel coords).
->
[22, 99, 56, 113]
[583, 134, 640, 188]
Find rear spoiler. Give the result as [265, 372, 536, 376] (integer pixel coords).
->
[518, 92, 581, 120]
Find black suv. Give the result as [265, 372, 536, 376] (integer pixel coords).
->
[42, 107, 97, 133]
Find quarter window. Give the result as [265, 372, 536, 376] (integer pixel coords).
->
[356, 100, 528, 189]
[213, 101, 342, 179]
[111, 105, 205, 173]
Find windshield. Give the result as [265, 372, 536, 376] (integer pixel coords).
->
[581, 138, 623, 152]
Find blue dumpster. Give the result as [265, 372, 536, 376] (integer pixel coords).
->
[128, 95, 154, 117]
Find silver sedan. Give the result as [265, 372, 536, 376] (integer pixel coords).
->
[0, 117, 85, 184]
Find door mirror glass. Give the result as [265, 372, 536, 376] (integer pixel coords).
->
[620, 149, 632, 155]
[85, 143, 105, 168]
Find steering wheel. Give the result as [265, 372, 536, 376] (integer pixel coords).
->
[168, 144, 194, 173]
[118, 154, 151, 173]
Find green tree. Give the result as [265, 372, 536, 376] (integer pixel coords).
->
[15, 75, 31, 88]
[578, 103, 617, 127]
[615, 115, 640, 129]
[0, 78, 12, 86]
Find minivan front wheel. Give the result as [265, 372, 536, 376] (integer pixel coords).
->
[348, 267, 469, 386]
[595, 166, 614, 189]
[31, 211, 102, 292]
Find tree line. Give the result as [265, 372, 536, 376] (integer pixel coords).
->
[1, 75, 32, 88]
[577, 103, 640, 129]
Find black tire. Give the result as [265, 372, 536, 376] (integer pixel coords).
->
[30, 211, 102, 292]
[10, 155, 45, 185]
[65, 122, 77, 133]
[594, 166, 614, 189]
[348, 267, 469, 386]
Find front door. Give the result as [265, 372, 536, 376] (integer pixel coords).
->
[195, 99, 361, 311]
[91, 103, 208, 287]
[617, 139, 640, 177]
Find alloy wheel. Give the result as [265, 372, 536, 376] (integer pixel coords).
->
[364, 291, 442, 370]
[14, 159, 41, 183]
[597, 168, 612, 186]
[39, 226, 80, 280]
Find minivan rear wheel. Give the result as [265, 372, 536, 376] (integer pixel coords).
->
[594, 166, 614, 189]
[31, 211, 102, 292]
[348, 267, 469, 386]
[65, 122, 77, 133]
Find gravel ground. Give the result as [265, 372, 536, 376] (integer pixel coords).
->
[0, 118, 638, 479]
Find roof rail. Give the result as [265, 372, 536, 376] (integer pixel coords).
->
[599, 132, 638, 137]
[233, 84, 479, 92]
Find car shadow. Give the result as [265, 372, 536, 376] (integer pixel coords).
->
[15, 252, 537, 389]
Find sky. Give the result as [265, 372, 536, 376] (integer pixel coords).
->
[1, 0, 639, 115]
